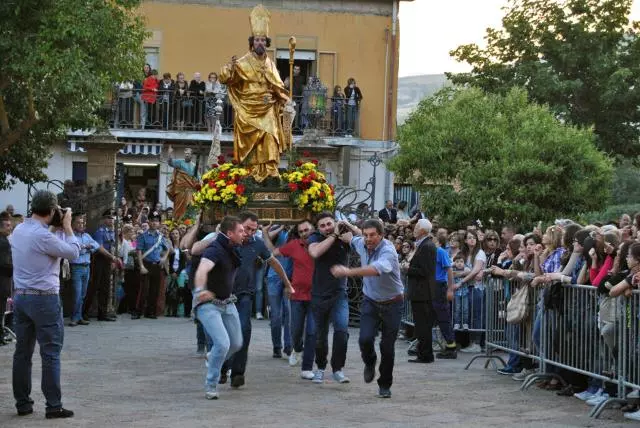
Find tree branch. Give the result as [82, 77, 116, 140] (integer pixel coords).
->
[0, 86, 38, 153]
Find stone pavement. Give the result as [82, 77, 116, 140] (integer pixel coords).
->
[0, 317, 631, 427]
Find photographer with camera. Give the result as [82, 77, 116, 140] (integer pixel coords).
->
[11, 190, 80, 419]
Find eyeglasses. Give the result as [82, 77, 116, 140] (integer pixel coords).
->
[486, 237, 498, 242]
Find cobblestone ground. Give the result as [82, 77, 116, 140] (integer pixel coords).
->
[0, 317, 631, 427]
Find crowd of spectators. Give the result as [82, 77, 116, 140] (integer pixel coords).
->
[112, 64, 363, 136]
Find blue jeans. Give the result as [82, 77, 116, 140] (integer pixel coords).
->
[359, 297, 403, 389]
[346, 104, 358, 135]
[195, 302, 242, 388]
[505, 323, 521, 369]
[267, 276, 291, 353]
[454, 288, 469, 326]
[70, 265, 90, 322]
[223, 294, 253, 377]
[312, 291, 349, 372]
[12, 294, 64, 412]
[255, 265, 266, 315]
[290, 300, 316, 371]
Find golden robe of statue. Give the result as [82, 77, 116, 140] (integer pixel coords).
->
[219, 53, 291, 182]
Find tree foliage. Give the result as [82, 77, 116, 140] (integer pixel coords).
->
[448, 0, 640, 158]
[388, 87, 613, 228]
[0, 0, 148, 189]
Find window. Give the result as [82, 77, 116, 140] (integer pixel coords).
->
[144, 47, 160, 71]
[72, 162, 87, 185]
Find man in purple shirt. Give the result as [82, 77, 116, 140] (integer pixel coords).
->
[11, 190, 80, 420]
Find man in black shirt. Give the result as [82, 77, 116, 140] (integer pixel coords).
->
[192, 216, 245, 400]
[222, 211, 293, 389]
[307, 212, 357, 385]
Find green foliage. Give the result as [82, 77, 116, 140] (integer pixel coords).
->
[388, 87, 613, 228]
[611, 159, 640, 204]
[579, 203, 640, 225]
[0, 0, 148, 189]
[448, 0, 640, 158]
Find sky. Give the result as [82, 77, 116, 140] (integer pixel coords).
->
[398, 0, 640, 77]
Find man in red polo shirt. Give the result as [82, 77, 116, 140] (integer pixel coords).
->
[263, 219, 316, 379]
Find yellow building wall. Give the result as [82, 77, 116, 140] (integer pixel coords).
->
[139, 2, 399, 141]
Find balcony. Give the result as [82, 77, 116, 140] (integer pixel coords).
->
[106, 89, 361, 138]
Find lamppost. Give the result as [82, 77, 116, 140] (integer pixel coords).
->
[368, 151, 382, 214]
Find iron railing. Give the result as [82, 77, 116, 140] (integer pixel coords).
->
[108, 89, 361, 137]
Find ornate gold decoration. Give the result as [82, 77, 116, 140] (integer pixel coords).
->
[250, 5, 270, 37]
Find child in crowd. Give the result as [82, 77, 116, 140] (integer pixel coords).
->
[452, 254, 471, 330]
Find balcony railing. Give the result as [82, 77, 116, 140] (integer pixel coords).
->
[107, 89, 361, 137]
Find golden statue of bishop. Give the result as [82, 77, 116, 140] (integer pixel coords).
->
[219, 5, 294, 183]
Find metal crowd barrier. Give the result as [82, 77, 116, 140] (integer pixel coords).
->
[458, 276, 640, 419]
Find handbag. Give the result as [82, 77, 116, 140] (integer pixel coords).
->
[506, 284, 529, 324]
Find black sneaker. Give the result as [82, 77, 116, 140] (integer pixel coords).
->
[219, 371, 228, 385]
[364, 364, 375, 384]
[272, 349, 282, 359]
[230, 375, 245, 388]
[436, 349, 457, 359]
[45, 408, 74, 419]
[378, 387, 392, 398]
[17, 408, 33, 416]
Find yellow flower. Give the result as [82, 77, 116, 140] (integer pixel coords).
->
[219, 163, 231, 171]
[213, 196, 221, 201]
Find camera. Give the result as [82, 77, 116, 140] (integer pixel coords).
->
[51, 208, 69, 228]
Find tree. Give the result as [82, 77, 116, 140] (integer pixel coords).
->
[388, 87, 613, 228]
[0, 0, 148, 190]
[448, 0, 640, 158]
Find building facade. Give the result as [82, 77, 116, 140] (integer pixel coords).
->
[0, 0, 407, 216]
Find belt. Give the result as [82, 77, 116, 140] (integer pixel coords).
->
[15, 288, 59, 296]
[372, 294, 404, 305]
[71, 263, 90, 267]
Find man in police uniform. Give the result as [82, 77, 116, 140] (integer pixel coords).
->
[136, 211, 168, 319]
[86, 209, 117, 321]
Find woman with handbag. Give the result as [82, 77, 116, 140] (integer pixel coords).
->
[165, 229, 185, 317]
[490, 233, 541, 378]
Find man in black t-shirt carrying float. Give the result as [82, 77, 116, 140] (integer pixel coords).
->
[192, 216, 246, 400]
[307, 212, 361, 384]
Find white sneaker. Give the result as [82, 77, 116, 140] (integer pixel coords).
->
[460, 343, 481, 353]
[627, 390, 640, 399]
[301, 370, 315, 380]
[462, 323, 469, 330]
[332, 370, 350, 384]
[574, 389, 595, 401]
[205, 388, 219, 400]
[288, 351, 299, 367]
[256, 313, 264, 320]
[586, 392, 609, 406]
[312, 370, 325, 384]
[512, 368, 537, 381]
[625, 409, 640, 421]
[453, 324, 460, 330]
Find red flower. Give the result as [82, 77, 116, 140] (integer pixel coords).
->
[312, 159, 319, 165]
[231, 159, 239, 165]
[208, 180, 215, 188]
[217, 154, 226, 162]
[302, 151, 311, 157]
[226, 180, 234, 186]
[236, 184, 246, 195]
[219, 171, 228, 179]
[309, 172, 317, 180]
[211, 163, 218, 169]
[194, 183, 202, 191]
[184, 219, 192, 226]
[288, 182, 298, 191]
[319, 192, 326, 198]
[295, 160, 303, 167]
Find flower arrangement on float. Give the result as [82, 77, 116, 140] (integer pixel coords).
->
[192, 155, 250, 208]
[163, 217, 194, 230]
[282, 153, 335, 213]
